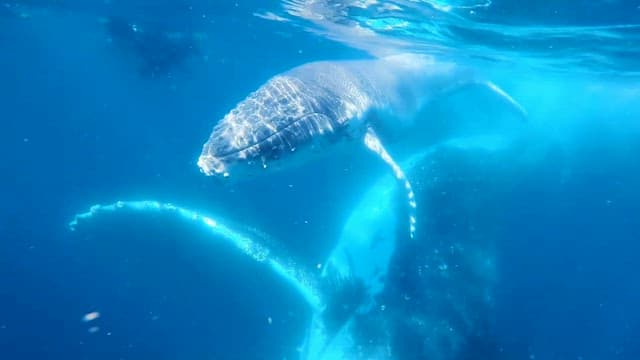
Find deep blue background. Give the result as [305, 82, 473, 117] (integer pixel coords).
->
[1, 1, 639, 359]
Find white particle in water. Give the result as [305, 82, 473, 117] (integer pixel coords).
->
[82, 311, 100, 322]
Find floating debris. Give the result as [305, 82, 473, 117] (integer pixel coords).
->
[82, 311, 100, 322]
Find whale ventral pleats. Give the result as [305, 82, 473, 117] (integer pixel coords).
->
[197, 69, 355, 177]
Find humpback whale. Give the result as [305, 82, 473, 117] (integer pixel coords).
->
[67, 55, 526, 358]
[197, 54, 525, 238]
[69, 135, 512, 359]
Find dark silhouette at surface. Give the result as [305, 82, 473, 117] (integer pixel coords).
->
[104, 16, 200, 78]
[1, 3, 17, 18]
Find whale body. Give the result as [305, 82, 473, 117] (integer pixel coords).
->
[66, 55, 526, 359]
[197, 54, 525, 239]
[197, 54, 523, 178]
[67, 135, 512, 359]
[200, 54, 460, 177]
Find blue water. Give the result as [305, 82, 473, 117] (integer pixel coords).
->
[1, 1, 639, 359]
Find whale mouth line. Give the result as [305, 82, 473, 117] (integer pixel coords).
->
[207, 111, 328, 160]
[198, 114, 312, 176]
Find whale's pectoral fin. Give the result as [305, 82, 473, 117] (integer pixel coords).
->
[363, 127, 417, 239]
[447, 79, 527, 120]
[68, 200, 324, 312]
[478, 81, 527, 120]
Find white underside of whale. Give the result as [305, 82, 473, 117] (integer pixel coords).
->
[68, 134, 511, 359]
[69, 53, 526, 360]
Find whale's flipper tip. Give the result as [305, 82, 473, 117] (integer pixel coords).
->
[483, 81, 528, 120]
[363, 128, 417, 240]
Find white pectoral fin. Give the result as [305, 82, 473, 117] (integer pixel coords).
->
[448, 78, 528, 120]
[68, 200, 324, 312]
[363, 128, 417, 239]
[483, 81, 528, 120]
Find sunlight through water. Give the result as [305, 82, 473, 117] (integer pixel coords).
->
[258, 0, 640, 74]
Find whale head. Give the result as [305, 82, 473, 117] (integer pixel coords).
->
[197, 75, 348, 179]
